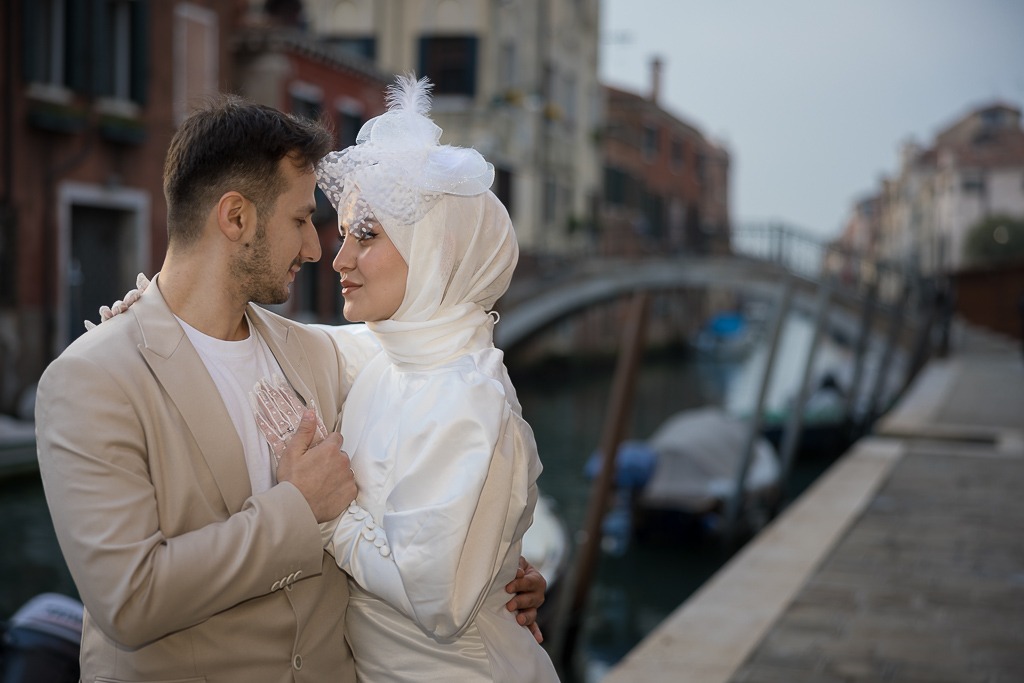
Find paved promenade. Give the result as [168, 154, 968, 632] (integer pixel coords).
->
[604, 323, 1024, 683]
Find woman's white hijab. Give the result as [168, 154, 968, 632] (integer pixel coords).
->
[315, 74, 517, 366]
[366, 191, 518, 367]
[390, 190, 517, 323]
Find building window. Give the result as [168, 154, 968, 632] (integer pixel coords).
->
[174, 3, 218, 125]
[495, 167, 514, 218]
[23, 0, 68, 89]
[335, 111, 362, 149]
[109, 1, 131, 98]
[644, 193, 666, 241]
[979, 107, 1009, 130]
[94, 0, 149, 105]
[419, 36, 478, 96]
[22, 0, 94, 96]
[961, 175, 985, 193]
[332, 96, 364, 148]
[671, 139, 684, 172]
[290, 83, 323, 122]
[325, 36, 376, 61]
[605, 167, 627, 206]
[642, 125, 659, 161]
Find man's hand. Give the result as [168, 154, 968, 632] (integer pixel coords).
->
[505, 556, 547, 644]
[276, 410, 355, 522]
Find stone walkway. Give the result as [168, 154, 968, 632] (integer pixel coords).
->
[603, 324, 1024, 683]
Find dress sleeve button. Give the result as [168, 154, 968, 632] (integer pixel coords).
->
[293, 654, 303, 670]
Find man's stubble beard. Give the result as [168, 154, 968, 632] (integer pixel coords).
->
[230, 219, 295, 306]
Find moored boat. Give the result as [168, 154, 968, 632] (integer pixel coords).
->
[586, 407, 781, 544]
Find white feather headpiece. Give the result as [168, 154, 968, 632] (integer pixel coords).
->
[315, 74, 494, 259]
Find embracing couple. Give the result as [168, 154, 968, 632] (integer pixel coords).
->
[35, 75, 560, 682]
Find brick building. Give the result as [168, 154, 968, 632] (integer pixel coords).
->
[599, 59, 731, 257]
[0, 0, 386, 416]
[0, 0, 228, 415]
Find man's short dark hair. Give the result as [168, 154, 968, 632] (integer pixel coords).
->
[163, 94, 334, 248]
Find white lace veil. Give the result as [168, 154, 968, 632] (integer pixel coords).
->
[315, 74, 495, 265]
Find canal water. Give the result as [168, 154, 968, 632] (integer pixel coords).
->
[0, 310, 898, 680]
[511, 310, 900, 682]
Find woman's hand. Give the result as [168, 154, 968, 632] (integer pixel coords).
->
[505, 556, 547, 643]
[84, 273, 151, 330]
[251, 374, 330, 460]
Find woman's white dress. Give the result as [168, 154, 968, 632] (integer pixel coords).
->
[319, 323, 559, 682]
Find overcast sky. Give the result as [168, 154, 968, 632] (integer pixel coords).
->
[599, 0, 1024, 239]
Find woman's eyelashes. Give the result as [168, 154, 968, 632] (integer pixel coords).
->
[341, 224, 378, 244]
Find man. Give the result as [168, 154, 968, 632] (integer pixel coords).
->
[35, 96, 544, 683]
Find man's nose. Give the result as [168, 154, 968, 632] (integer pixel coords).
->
[302, 222, 322, 262]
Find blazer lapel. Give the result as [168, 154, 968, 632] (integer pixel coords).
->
[134, 275, 252, 513]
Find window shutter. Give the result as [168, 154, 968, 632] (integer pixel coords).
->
[418, 37, 428, 84]
[67, 0, 90, 92]
[92, 1, 112, 96]
[21, 1, 40, 82]
[130, 0, 149, 104]
[465, 37, 478, 96]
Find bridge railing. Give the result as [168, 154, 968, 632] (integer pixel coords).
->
[731, 223, 923, 312]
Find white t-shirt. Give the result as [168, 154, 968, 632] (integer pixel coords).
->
[178, 314, 282, 494]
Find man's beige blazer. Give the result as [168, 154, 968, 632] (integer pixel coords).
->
[36, 277, 357, 683]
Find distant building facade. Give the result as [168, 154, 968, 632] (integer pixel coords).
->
[298, 0, 604, 256]
[0, 0, 236, 414]
[0, 0, 389, 415]
[843, 102, 1024, 276]
[599, 59, 730, 257]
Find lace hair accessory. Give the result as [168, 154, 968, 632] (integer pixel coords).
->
[315, 74, 494, 262]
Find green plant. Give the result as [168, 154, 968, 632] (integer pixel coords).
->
[962, 214, 1024, 264]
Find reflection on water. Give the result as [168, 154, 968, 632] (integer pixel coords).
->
[0, 474, 77, 617]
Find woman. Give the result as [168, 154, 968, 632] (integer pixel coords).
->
[255, 75, 559, 682]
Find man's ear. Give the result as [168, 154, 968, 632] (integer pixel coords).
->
[216, 191, 254, 243]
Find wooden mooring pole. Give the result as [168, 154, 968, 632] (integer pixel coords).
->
[555, 291, 650, 675]
[773, 278, 833, 515]
[843, 280, 878, 437]
[723, 277, 793, 543]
